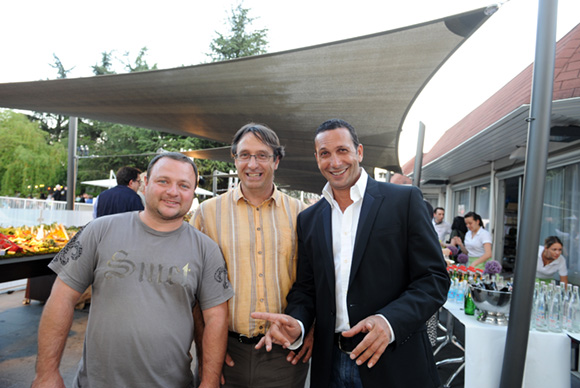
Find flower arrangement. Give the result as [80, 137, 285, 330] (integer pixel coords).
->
[446, 245, 459, 257]
[456, 253, 468, 264]
[484, 260, 502, 275]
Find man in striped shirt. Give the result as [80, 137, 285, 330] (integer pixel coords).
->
[192, 123, 312, 388]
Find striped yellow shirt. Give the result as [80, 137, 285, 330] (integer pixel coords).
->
[192, 185, 306, 337]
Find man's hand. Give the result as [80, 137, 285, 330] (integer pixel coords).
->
[286, 324, 314, 364]
[342, 315, 391, 368]
[250, 312, 301, 351]
[31, 372, 66, 388]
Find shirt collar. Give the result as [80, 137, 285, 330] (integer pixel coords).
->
[233, 184, 282, 207]
[322, 168, 368, 209]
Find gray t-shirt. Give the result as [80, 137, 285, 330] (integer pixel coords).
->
[49, 212, 233, 388]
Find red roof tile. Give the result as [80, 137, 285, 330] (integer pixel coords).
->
[402, 23, 580, 175]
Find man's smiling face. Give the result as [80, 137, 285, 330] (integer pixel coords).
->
[315, 127, 363, 195]
[234, 132, 279, 198]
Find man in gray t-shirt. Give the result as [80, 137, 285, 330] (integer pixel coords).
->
[32, 153, 233, 388]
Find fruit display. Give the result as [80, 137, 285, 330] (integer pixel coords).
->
[0, 223, 79, 258]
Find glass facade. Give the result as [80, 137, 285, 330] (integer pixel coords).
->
[475, 184, 491, 228]
[540, 163, 580, 283]
[454, 188, 470, 217]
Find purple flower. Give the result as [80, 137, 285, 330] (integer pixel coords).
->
[484, 260, 502, 275]
[446, 245, 459, 256]
[457, 253, 468, 264]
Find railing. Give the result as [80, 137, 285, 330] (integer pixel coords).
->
[0, 196, 94, 227]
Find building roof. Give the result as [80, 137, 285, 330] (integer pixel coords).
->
[0, 8, 493, 193]
[403, 22, 580, 181]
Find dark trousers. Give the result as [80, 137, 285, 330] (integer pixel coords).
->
[222, 336, 310, 388]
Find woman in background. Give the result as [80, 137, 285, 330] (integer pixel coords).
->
[536, 236, 568, 285]
[451, 211, 492, 269]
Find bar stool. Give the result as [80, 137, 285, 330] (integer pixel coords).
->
[434, 306, 465, 388]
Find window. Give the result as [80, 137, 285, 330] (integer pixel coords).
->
[540, 163, 580, 283]
[454, 189, 470, 217]
[475, 185, 491, 228]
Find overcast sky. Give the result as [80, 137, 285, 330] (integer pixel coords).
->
[2, 0, 579, 165]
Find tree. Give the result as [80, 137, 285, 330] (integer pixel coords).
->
[207, 3, 268, 62]
[124, 47, 158, 72]
[0, 111, 67, 196]
[30, 54, 73, 143]
[50, 54, 74, 79]
[92, 51, 116, 75]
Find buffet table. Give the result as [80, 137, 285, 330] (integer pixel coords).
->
[442, 300, 570, 388]
[0, 254, 56, 283]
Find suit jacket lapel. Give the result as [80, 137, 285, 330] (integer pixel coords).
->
[349, 178, 384, 286]
[321, 202, 336, 295]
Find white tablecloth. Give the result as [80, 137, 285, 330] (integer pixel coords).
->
[444, 301, 571, 388]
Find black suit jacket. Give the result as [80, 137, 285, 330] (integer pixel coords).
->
[286, 177, 450, 388]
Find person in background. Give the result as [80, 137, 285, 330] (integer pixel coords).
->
[52, 184, 65, 201]
[191, 123, 311, 388]
[451, 211, 492, 270]
[449, 216, 467, 244]
[536, 236, 568, 285]
[96, 166, 144, 217]
[432, 207, 452, 246]
[32, 152, 233, 388]
[252, 118, 448, 388]
[136, 171, 147, 206]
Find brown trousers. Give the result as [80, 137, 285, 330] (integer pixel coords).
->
[222, 336, 310, 388]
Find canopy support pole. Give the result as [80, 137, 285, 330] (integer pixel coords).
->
[499, 0, 558, 386]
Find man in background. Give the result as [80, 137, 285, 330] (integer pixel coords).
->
[433, 207, 452, 246]
[96, 166, 144, 217]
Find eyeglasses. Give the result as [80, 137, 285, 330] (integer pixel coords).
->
[234, 153, 274, 162]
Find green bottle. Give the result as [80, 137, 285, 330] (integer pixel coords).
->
[464, 287, 476, 315]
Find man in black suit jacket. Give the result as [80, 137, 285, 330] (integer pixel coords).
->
[253, 119, 449, 388]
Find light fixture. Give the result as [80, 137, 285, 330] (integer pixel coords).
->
[509, 146, 526, 161]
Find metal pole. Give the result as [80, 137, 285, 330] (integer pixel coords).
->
[499, 0, 558, 387]
[412, 121, 426, 187]
[66, 117, 78, 210]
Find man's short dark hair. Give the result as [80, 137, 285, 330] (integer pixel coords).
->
[147, 152, 198, 182]
[231, 123, 285, 161]
[315, 119, 360, 148]
[116, 167, 142, 186]
[434, 207, 445, 214]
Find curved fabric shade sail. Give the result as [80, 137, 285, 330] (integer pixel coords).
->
[0, 8, 492, 193]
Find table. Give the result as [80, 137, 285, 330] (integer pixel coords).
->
[0, 254, 55, 283]
[441, 300, 571, 388]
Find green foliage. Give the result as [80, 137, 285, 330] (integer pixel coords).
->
[0, 111, 67, 196]
[124, 47, 158, 72]
[207, 3, 268, 62]
[92, 51, 116, 75]
[76, 120, 233, 196]
[50, 54, 74, 79]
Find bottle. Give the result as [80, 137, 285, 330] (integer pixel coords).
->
[531, 282, 539, 330]
[570, 286, 580, 333]
[548, 285, 562, 332]
[535, 284, 548, 332]
[456, 281, 465, 304]
[483, 274, 493, 290]
[563, 284, 572, 330]
[464, 284, 476, 316]
[448, 278, 457, 302]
